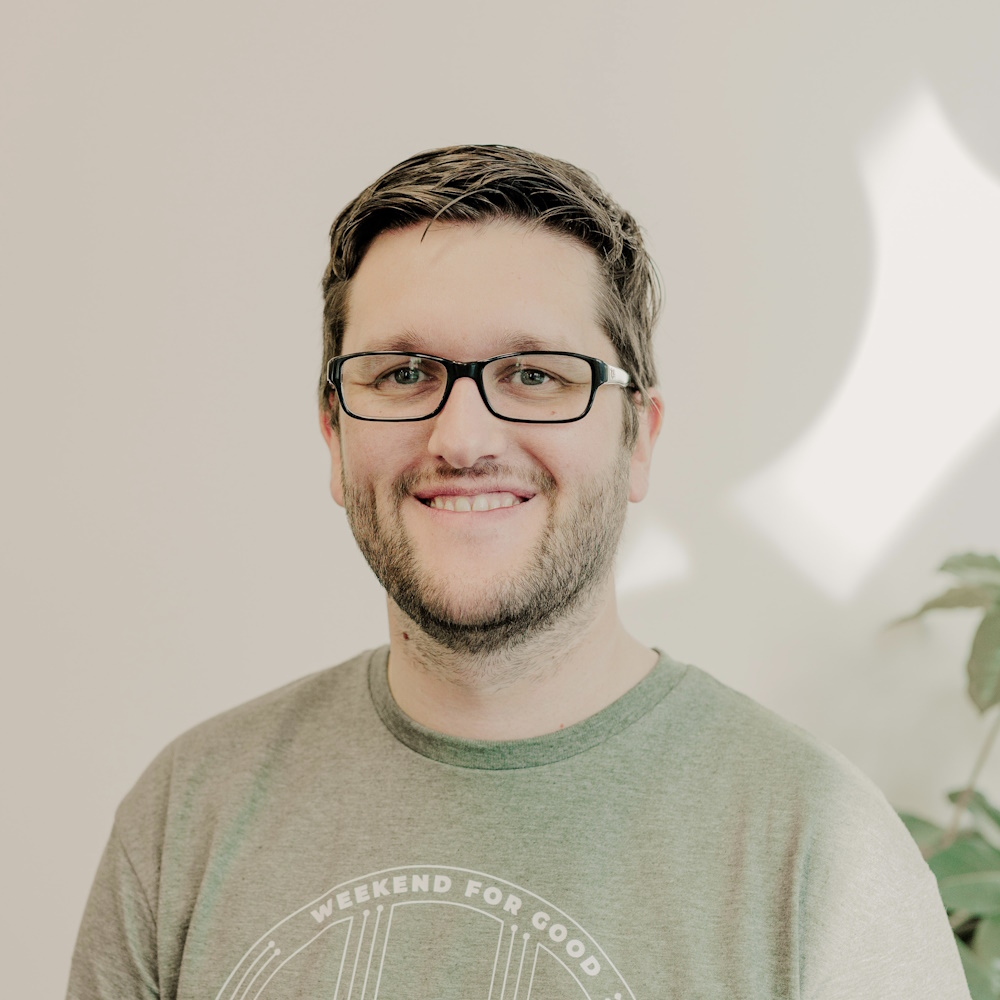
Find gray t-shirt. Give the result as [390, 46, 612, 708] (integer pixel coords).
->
[68, 648, 971, 999]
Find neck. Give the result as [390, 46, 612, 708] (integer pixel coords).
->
[384, 580, 658, 740]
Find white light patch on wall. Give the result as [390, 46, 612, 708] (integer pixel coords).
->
[616, 518, 690, 596]
[733, 87, 1000, 601]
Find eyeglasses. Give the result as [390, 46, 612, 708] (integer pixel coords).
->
[326, 351, 634, 423]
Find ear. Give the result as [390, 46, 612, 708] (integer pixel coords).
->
[628, 388, 663, 503]
[319, 407, 346, 508]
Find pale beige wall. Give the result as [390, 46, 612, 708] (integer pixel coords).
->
[3, 1, 999, 994]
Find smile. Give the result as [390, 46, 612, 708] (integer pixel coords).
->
[419, 492, 525, 512]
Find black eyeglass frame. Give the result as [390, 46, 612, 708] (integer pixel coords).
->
[326, 351, 635, 424]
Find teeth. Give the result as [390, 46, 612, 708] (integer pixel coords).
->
[426, 492, 523, 512]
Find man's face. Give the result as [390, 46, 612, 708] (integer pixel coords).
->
[321, 220, 660, 654]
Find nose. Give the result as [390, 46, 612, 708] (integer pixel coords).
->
[426, 375, 508, 469]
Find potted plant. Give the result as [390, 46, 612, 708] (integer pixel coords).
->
[893, 553, 1000, 999]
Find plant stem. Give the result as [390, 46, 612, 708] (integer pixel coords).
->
[940, 706, 1000, 851]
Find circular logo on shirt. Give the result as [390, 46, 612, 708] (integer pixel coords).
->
[216, 865, 634, 1000]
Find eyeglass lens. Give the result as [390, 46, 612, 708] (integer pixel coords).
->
[339, 353, 595, 421]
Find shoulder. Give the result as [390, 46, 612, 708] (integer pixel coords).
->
[656, 658, 901, 828]
[660, 662, 954, 940]
[173, 646, 376, 756]
[113, 647, 381, 847]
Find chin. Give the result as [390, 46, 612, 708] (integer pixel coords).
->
[388, 568, 596, 657]
[399, 573, 524, 628]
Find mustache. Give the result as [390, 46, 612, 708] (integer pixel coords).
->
[391, 462, 556, 502]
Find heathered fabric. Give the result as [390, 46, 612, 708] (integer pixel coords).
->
[68, 647, 971, 999]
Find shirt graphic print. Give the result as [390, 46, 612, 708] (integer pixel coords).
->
[219, 864, 633, 1000]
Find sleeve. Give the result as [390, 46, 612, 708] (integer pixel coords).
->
[66, 825, 160, 1000]
[798, 769, 972, 1000]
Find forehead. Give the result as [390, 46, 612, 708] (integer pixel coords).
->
[342, 220, 614, 360]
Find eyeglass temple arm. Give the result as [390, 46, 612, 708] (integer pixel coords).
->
[604, 363, 633, 388]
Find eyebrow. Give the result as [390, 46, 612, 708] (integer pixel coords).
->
[360, 330, 561, 356]
[358, 330, 425, 354]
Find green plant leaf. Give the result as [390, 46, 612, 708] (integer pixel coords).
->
[974, 915, 1000, 965]
[949, 790, 1000, 851]
[892, 585, 1000, 625]
[942, 553, 1000, 587]
[929, 833, 1000, 881]
[958, 938, 1000, 1000]
[899, 811, 946, 853]
[969, 609, 1000, 712]
[941, 872, 1000, 916]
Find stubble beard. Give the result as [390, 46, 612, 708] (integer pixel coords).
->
[342, 455, 630, 659]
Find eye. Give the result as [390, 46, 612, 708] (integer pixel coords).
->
[495, 363, 563, 387]
[370, 363, 434, 389]
[513, 368, 551, 386]
[387, 367, 426, 385]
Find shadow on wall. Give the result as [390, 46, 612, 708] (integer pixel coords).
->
[617, 0, 1000, 605]
[733, 86, 1000, 602]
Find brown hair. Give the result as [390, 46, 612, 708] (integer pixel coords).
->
[319, 145, 660, 440]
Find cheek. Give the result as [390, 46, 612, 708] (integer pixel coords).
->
[538, 407, 623, 478]
[340, 426, 427, 488]
[525, 437, 611, 492]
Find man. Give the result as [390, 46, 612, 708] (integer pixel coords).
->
[68, 145, 970, 999]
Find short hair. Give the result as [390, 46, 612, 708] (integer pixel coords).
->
[319, 145, 660, 442]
